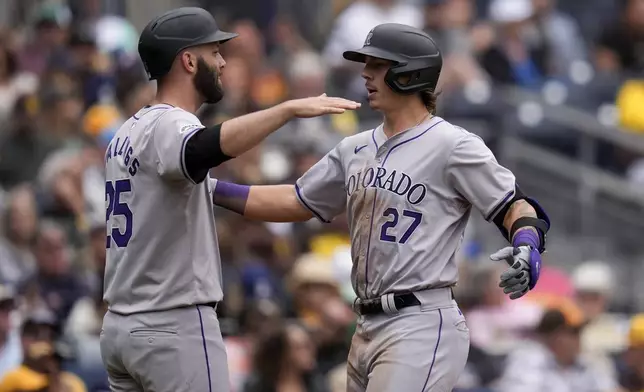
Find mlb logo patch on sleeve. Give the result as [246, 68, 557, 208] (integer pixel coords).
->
[180, 124, 203, 134]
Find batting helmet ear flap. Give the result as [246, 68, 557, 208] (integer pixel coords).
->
[384, 60, 442, 95]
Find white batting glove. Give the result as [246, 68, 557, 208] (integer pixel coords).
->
[490, 245, 540, 300]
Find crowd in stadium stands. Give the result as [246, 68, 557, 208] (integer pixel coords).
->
[0, 0, 642, 391]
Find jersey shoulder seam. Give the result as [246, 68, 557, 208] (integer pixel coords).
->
[149, 107, 193, 153]
[442, 122, 471, 187]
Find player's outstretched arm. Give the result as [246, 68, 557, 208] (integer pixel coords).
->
[445, 133, 550, 299]
[181, 95, 358, 183]
[212, 137, 347, 222]
[218, 94, 359, 158]
[212, 181, 313, 222]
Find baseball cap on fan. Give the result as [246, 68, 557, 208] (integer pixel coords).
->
[488, 0, 534, 23]
[535, 302, 586, 334]
[571, 260, 615, 296]
[33, 3, 72, 29]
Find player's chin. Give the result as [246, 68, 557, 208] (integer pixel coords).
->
[367, 97, 380, 110]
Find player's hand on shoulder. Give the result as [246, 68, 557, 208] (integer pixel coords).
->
[489, 245, 541, 300]
[285, 93, 361, 118]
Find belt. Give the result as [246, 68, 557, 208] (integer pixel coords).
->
[354, 288, 455, 316]
[354, 293, 420, 316]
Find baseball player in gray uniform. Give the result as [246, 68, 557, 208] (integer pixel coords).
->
[212, 23, 550, 392]
[99, 7, 359, 392]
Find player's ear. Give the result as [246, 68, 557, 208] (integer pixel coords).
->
[180, 51, 197, 74]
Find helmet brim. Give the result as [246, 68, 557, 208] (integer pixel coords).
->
[343, 46, 403, 64]
[191, 30, 239, 47]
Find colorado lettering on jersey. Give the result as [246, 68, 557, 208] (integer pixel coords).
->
[105, 136, 140, 177]
[346, 167, 427, 205]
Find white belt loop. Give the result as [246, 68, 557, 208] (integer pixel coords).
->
[380, 293, 397, 315]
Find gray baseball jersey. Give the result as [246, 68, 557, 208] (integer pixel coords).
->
[295, 116, 515, 299]
[103, 104, 223, 314]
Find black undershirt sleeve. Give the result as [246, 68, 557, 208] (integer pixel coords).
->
[183, 124, 233, 183]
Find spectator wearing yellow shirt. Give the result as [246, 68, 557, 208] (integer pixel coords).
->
[617, 314, 644, 392]
[0, 309, 85, 392]
[617, 79, 644, 133]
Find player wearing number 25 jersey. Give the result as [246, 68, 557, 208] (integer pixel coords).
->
[212, 23, 551, 392]
[100, 7, 360, 392]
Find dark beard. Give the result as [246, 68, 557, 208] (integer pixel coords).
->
[192, 56, 224, 104]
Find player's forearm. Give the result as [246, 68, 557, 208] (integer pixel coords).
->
[502, 199, 540, 248]
[219, 102, 295, 158]
[213, 181, 313, 222]
[246, 185, 313, 222]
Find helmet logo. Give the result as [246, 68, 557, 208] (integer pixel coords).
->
[364, 30, 374, 46]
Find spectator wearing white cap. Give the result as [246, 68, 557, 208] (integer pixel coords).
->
[323, 0, 423, 101]
[531, 0, 588, 77]
[572, 260, 627, 385]
[480, 0, 550, 89]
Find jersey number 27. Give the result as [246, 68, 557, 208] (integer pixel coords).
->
[106, 179, 133, 248]
[380, 208, 422, 243]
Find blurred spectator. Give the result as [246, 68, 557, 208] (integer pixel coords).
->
[243, 321, 330, 392]
[480, 0, 549, 88]
[423, 0, 492, 93]
[63, 215, 106, 336]
[81, 103, 121, 152]
[114, 75, 154, 119]
[212, 55, 259, 122]
[224, 20, 288, 110]
[0, 94, 58, 188]
[35, 72, 85, 146]
[0, 285, 21, 381]
[0, 307, 86, 391]
[323, 0, 423, 100]
[595, 0, 644, 74]
[266, 50, 354, 157]
[530, 0, 587, 77]
[287, 253, 354, 375]
[460, 262, 543, 354]
[62, 26, 116, 109]
[226, 300, 284, 392]
[237, 221, 292, 308]
[0, 42, 38, 121]
[572, 261, 627, 359]
[17, 3, 72, 76]
[18, 221, 89, 325]
[616, 78, 644, 134]
[617, 314, 644, 392]
[453, 284, 506, 391]
[0, 186, 38, 287]
[495, 305, 619, 392]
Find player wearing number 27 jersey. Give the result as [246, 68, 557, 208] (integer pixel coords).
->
[212, 23, 551, 392]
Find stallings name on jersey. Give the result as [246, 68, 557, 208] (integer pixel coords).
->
[105, 136, 140, 177]
[346, 167, 428, 205]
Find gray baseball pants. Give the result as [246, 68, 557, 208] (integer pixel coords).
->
[347, 288, 470, 392]
[100, 304, 229, 392]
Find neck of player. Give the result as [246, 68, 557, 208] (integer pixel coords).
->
[153, 79, 204, 114]
[382, 101, 430, 138]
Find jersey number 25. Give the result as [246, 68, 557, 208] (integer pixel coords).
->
[106, 179, 133, 248]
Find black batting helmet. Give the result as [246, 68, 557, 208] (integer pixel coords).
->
[343, 23, 442, 95]
[138, 7, 238, 80]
